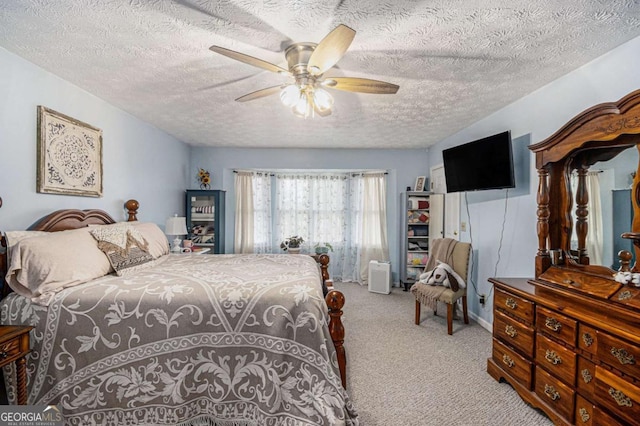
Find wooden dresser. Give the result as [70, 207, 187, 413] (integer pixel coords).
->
[487, 90, 640, 426]
[488, 276, 640, 425]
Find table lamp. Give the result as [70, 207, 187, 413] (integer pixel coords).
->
[165, 214, 188, 253]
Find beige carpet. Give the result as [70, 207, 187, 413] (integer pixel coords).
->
[337, 282, 553, 426]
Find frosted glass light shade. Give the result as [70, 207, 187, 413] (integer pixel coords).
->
[313, 88, 333, 111]
[293, 92, 313, 118]
[280, 85, 300, 107]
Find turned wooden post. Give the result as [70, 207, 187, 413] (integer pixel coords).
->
[15, 356, 27, 405]
[536, 168, 551, 277]
[326, 289, 346, 389]
[575, 166, 589, 264]
[618, 250, 633, 272]
[125, 199, 139, 221]
[316, 254, 330, 283]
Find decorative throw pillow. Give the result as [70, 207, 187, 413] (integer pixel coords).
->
[90, 224, 154, 276]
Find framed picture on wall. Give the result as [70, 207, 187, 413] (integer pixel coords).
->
[37, 106, 103, 197]
[414, 176, 426, 192]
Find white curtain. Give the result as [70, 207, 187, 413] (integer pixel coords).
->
[234, 171, 272, 253]
[585, 171, 603, 265]
[358, 173, 390, 283]
[275, 173, 349, 277]
[239, 170, 389, 283]
[234, 172, 254, 253]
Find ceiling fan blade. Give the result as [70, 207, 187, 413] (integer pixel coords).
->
[209, 46, 289, 74]
[307, 24, 356, 76]
[235, 85, 283, 102]
[324, 77, 399, 94]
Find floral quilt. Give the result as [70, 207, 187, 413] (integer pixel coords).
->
[1, 254, 358, 425]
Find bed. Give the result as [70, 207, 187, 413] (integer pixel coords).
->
[0, 200, 357, 425]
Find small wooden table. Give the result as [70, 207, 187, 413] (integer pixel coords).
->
[0, 325, 32, 405]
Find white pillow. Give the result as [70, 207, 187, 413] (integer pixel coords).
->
[6, 228, 112, 306]
[130, 222, 170, 258]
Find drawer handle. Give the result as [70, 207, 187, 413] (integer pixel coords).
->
[505, 325, 518, 338]
[502, 354, 514, 368]
[544, 384, 560, 401]
[545, 349, 562, 365]
[545, 317, 562, 332]
[505, 298, 517, 309]
[611, 347, 636, 365]
[581, 368, 592, 384]
[618, 290, 632, 301]
[582, 332, 593, 347]
[578, 408, 590, 423]
[608, 387, 633, 407]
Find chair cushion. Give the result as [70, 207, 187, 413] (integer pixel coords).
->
[412, 283, 465, 305]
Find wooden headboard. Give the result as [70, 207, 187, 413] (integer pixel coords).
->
[0, 199, 140, 298]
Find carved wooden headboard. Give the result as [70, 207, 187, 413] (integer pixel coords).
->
[0, 200, 140, 298]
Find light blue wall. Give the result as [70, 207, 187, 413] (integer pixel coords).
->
[0, 47, 190, 230]
[189, 147, 430, 281]
[427, 35, 640, 328]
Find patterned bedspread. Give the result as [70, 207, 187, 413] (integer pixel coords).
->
[1, 254, 358, 425]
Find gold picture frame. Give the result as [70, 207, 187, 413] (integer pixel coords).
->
[37, 106, 103, 197]
[414, 176, 426, 192]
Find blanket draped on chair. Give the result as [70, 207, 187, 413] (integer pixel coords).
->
[410, 238, 458, 312]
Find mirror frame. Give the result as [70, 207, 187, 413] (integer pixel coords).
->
[529, 89, 640, 278]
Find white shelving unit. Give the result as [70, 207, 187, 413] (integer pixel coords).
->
[400, 191, 444, 290]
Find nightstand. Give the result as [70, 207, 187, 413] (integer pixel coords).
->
[0, 325, 32, 405]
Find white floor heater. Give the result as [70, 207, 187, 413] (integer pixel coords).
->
[368, 261, 391, 294]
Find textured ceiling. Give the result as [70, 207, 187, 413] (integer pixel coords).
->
[2, 1, 640, 149]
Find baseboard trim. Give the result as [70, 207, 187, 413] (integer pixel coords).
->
[469, 311, 492, 332]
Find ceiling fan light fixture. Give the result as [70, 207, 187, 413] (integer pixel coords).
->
[313, 87, 333, 112]
[292, 91, 313, 118]
[280, 85, 300, 108]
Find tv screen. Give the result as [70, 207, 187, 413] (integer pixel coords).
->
[442, 131, 515, 193]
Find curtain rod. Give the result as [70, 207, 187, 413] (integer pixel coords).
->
[233, 170, 388, 175]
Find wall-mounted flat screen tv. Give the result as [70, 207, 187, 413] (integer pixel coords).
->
[442, 130, 515, 193]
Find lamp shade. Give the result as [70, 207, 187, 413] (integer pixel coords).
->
[165, 215, 188, 236]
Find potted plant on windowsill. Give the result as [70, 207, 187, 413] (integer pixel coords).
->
[280, 236, 304, 254]
[314, 242, 334, 255]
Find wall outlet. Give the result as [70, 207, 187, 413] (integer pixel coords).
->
[479, 294, 486, 306]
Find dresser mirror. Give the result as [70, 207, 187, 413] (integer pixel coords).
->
[529, 89, 640, 279]
[568, 147, 638, 269]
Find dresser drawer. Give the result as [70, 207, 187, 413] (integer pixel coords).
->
[535, 366, 575, 422]
[577, 356, 596, 400]
[575, 396, 626, 426]
[575, 394, 593, 426]
[536, 305, 577, 347]
[494, 310, 535, 357]
[0, 337, 22, 365]
[594, 366, 640, 426]
[495, 288, 534, 324]
[536, 333, 577, 386]
[593, 407, 625, 426]
[492, 338, 533, 390]
[578, 324, 598, 356]
[596, 332, 640, 381]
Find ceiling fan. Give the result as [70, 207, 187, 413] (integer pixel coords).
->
[209, 24, 399, 118]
